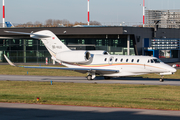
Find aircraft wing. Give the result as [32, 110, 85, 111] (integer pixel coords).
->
[23, 66, 119, 74]
[4, 54, 119, 74]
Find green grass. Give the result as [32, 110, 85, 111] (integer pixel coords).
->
[0, 81, 180, 110]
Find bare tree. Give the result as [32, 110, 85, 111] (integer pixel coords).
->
[34, 21, 41, 25]
[90, 21, 101, 25]
[74, 21, 87, 26]
[15, 19, 102, 28]
[26, 22, 33, 27]
[45, 19, 53, 26]
[34, 21, 42, 27]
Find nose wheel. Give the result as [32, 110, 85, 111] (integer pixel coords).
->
[160, 76, 164, 82]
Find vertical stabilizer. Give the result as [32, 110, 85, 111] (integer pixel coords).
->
[31, 30, 70, 57]
[5, 21, 14, 28]
[4, 30, 71, 58]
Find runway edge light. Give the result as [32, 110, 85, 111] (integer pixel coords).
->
[37, 97, 40, 102]
[51, 80, 53, 85]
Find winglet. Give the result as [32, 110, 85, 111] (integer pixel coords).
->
[4, 54, 16, 67]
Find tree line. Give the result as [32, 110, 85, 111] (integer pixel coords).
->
[15, 19, 101, 27]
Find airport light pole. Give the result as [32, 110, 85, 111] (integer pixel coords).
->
[87, 0, 90, 25]
[143, 0, 145, 27]
[2, 0, 5, 28]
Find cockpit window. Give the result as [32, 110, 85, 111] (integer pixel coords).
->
[148, 59, 161, 64]
[153, 59, 161, 63]
[151, 59, 154, 63]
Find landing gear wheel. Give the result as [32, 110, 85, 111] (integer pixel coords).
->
[160, 78, 164, 82]
[87, 75, 93, 80]
[104, 77, 111, 80]
[160, 75, 164, 82]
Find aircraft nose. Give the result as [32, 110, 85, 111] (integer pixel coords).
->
[170, 67, 177, 73]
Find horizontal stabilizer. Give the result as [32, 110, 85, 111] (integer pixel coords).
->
[4, 54, 16, 67]
[4, 31, 51, 38]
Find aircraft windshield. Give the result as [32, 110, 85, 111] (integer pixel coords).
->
[148, 59, 162, 63]
[153, 59, 161, 63]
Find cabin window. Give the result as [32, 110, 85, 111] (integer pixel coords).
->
[104, 58, 107, 61]
[148, 60, 150, 63]
[131, 59, 134, 62]
[137, 59, 139, 63]
[115, 58, 118, 62]
[110, 58, 113, 61]
[126, 59, 128, 62]
[151, 59, 154, 63]
[120, 59, 123, 62]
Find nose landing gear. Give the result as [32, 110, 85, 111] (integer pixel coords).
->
[160, 75, 164, 82]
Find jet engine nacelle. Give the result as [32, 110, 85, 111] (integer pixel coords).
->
[89, 50, 109, 55]
[56, 51, 91, 63]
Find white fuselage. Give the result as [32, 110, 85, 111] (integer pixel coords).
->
[62, 54, 176, 77]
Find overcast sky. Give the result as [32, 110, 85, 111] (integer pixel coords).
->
[0, 0, 180, 24]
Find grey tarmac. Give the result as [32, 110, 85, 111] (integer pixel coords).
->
[0, 103, 180, 120]
[0, 75, 180, 86]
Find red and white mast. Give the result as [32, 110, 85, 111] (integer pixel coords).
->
[2, 0, 5, 28]
[143, 0, 145, 27]
[87, 0, 90, 25]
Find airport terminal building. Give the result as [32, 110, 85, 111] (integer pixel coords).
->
[0, 26, 180, 63]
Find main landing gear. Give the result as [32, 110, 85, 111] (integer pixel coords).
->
[87, 75, 93, 80]
[160, 75, 164, 82]
[87, 73, 96, 80]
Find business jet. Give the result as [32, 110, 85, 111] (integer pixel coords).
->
[4, 30, 177, 82]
